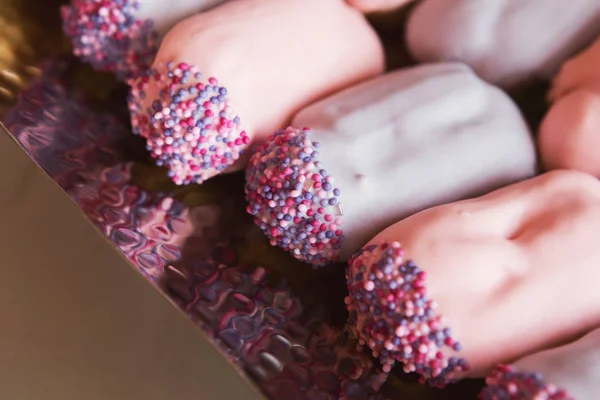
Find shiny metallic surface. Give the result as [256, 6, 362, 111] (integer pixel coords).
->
[0, 122, 265, 400]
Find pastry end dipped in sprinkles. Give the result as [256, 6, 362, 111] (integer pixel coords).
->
[345, 241, 469, 387]
[245, 127, 344, 267]
[482, 365, 573, 400]
[61, 0, 158, 81]
[17, 0, 600, 399]
[128, 61, 249, 185]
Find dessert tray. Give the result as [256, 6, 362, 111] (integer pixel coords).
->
[3, 0, 594, 399]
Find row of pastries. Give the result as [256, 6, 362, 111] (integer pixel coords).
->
[60, 0, 600, 398]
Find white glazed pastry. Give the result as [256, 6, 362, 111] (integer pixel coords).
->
[245, 63, 537, 266]
[482, 328, 600, 399]
[61, 0, 230, 80]
[539, 37, 600, 177]
[406, 0, 600, 89]
[128, 0, 384, 185]
[345, 171, 600, 387]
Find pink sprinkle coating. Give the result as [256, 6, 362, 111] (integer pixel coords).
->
[128, 61, 249, 185]
[482, 365, 574, 400]
[61, 0, 158, 81]
[345, 241, 469, 387]
[245, 127, 344, 267]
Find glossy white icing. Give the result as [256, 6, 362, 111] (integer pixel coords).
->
[292, 63, 537, 260]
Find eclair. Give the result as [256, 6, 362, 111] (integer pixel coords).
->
[128, 0, 384, 185]
[346, 170, 600, 386]
[245, 63, 536, 266]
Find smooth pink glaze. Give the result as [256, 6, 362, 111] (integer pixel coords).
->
[540, 37, 600, 177]
[345, 0, 415, 13]
[549, 37, 600, 102]
[364, 170, 600, 377]
[539, 89, 600, 176]
[144, 0, 384, 171]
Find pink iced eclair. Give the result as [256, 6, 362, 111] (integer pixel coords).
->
[549, 37, 600, 102]
[345, 170, 600, 386]
[481, 328, 600, 399]
[245, 63, 536, 267]
[128, 0, 384, 186]
[61, 0, 229, 80]
[346, 0, 415, 13]
[406, 0, 600, 89]
[539, 37, 600, 177]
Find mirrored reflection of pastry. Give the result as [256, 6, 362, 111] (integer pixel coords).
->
[539, 36, 600, 177]
[128, 0, 384, 186]
[61, 0, 230, 81]
[245, 63, 537, 267]
[406, 0, 600, 89]
[345, 170, 600, 387]
[481, 328, 600, 399]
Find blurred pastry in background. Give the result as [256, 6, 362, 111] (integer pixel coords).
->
[405, 0, 600, 89]
[539, 37, 600, 177]
[548, 36, 600, 102]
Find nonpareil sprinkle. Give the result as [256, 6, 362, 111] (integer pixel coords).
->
[245, 127, 344, 267]
[482, 365, 573, 400]
[128, 61, 248, 185]
[61, 0, 158, 80]
[345, 241, 469, 387]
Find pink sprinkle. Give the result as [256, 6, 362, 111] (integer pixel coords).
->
[127, 61, 248, 185]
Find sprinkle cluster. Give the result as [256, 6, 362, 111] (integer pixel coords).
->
[129, 61, 249, 185]
[61, 0, 158, 81]
[482, 365, 573, 400]
[245, 127, 344, 267]
[345, 241, 469, 387]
